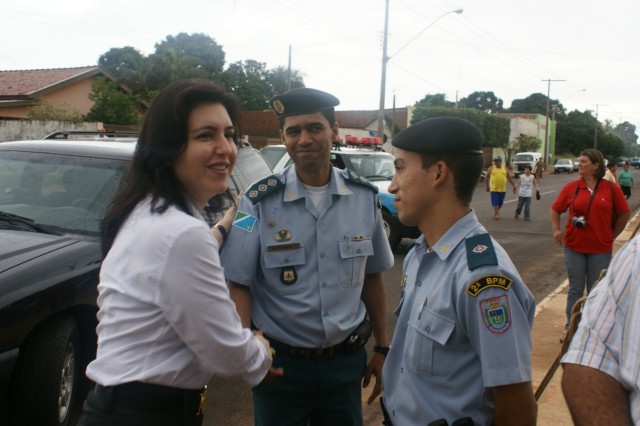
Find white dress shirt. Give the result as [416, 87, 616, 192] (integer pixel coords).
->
[86, 196, 271, 389]
[562, 235, 640, 423]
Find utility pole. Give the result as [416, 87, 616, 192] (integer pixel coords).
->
[377, 0, 390, 142]
[286, 45, 292, 91]
[593, 103, 608, 149]
[542, 78, 565, 169]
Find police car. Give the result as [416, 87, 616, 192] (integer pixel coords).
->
[272, 146, 420, 249]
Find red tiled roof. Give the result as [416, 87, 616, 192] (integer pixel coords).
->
[0, 66, 103, 98]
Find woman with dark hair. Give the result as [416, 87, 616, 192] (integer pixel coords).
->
[78, 80, 274, 425]
[550, 148, 630, 342]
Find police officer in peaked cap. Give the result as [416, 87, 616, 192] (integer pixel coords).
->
[380, 117, 538, 425]
[221, 87, 394, 425]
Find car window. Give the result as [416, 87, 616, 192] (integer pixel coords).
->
[0, 150, 126, 236]
[260, 146, 287, 170]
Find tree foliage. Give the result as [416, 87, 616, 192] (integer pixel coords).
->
[459, 91, 504, 113]
[513, 134, 542, 153]
[411, 106, 510, 149]
[84, 77, 140, 125]
[415, 93, 454, 108]
[95, 33, 305, 112]
[221, 60, 273, 111]
[267, 66, 305, 95]
[26, 101, 84, 122]
[507, 93, 550, 115]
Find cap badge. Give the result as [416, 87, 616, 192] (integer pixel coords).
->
[272, 100, 285, 114]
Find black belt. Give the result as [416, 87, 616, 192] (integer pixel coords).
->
[268, 337, 353, 358]
[91, 382, 207, 417]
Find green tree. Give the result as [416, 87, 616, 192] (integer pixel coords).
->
[508, 93, 551, 115]
[27, 101, 83, 122]
[411, 105, 510, 149]
[84, 77, 139, 125]
[459, 91, 504, 113]
[513, 134, 542, 153]
[267, 66, 305, 95]
[221, 60, 273, 111]
[98, 47, 148, 96]
[415, 93, 454, 108]
[145, 33, 225, 92]
[555, 110, 597, 156]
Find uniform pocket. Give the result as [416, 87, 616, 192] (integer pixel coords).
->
[405, 309, 455, 377]
[263, 247, 307, 294]
[338, 239, 374, 288]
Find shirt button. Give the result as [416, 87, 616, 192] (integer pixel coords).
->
[318, 223, 324, 229]
[416, 280, 422, 287]
[400, 367, 403, 373]
[356, 249, 361, 253]
[323, 312, 329, 317]
[321, 282, 327, 287]
[284, 258, 289, 264]
[425, 326, 431, 332]
[320, 253, 325, 258]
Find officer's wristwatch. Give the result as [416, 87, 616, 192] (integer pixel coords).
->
[373, 345, 390, 356]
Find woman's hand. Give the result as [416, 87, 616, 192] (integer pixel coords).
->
[553, 229, 565, 247]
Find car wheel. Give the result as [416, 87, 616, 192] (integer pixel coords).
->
[10, 316, 81, 426]
[382, 210, 401, 251]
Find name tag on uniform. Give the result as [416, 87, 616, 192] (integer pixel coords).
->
[267, 243, 301, 252]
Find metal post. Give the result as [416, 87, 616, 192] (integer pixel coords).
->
[377, 0, 390, 142]
[541, 78, 565, 168]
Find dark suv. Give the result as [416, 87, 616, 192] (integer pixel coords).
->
[0, 135, 271, 426]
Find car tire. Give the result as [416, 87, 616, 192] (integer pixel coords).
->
[382, 210, 401, 251]
[10, 316, 81, 426]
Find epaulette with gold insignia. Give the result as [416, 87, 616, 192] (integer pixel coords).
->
[246, 174, 285, 205]
[464, 233, 498, 270]
[341, 168, 378, 193]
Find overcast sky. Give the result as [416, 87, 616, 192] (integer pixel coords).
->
[2, 0, 638, 137]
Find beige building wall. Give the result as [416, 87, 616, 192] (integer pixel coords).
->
[41, 78, 97, 115]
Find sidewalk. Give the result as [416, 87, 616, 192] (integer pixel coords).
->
[533, 208, 640, 425]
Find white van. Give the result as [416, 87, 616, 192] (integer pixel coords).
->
[512, 152, 542, 177]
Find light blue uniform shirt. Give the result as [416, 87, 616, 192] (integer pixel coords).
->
[382, 210, 535, 425]
[221, 165, 394, 348]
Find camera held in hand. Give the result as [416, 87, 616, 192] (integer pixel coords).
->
[571, 216, 587, 228]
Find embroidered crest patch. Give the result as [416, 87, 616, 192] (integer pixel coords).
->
[479, 295, 511, 334]
[466, 274, 513, 297]
[232, 211, 257, 232]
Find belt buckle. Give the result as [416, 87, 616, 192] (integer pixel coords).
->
[196, 385, 207, 415]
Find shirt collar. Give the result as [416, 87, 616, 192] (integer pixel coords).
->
[282, 165, 353, 202]
[415, 209, 483, 260]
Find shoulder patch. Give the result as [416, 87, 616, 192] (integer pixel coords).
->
[246, 174, 285, 205]
[465, 233, 498, 270]
[479, 295, 512, 334]
[341, 168, 378, 193]
[466, 274, 513, 297]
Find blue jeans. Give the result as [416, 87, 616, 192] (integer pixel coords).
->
[515, 196, 531, 219]
[563, 247, 611, 328]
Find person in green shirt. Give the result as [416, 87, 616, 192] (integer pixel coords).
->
[618, 163, 634, 199]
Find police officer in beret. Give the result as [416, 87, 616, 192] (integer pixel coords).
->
[380, 117, 537, 425]
[221, 87, 394, 425]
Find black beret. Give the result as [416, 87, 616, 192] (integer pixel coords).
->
[391, 117, 483, 155]
[269, 88, 339, 119]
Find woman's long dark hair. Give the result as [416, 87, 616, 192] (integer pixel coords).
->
[101, 80, 241, 256]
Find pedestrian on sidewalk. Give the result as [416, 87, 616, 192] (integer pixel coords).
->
[513, 165, 538, 221]
[618, 162, 633, 199]
[550, 148, 630, 342]
[382, 117, 537, 426]
[561, 235, 640, 426]
[485, 156, 516, 220]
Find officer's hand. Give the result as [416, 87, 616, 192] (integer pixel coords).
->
[260, 367, 284, 384]
[362, 353, 385, 404]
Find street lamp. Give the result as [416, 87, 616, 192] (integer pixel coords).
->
[542, 78, 565, 168]
[377, 3, 463, 142]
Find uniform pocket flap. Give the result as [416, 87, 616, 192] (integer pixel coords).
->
[264, 247, 306, 268]
[338, 239, 374, 259]
[413, 310, 455, 346]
